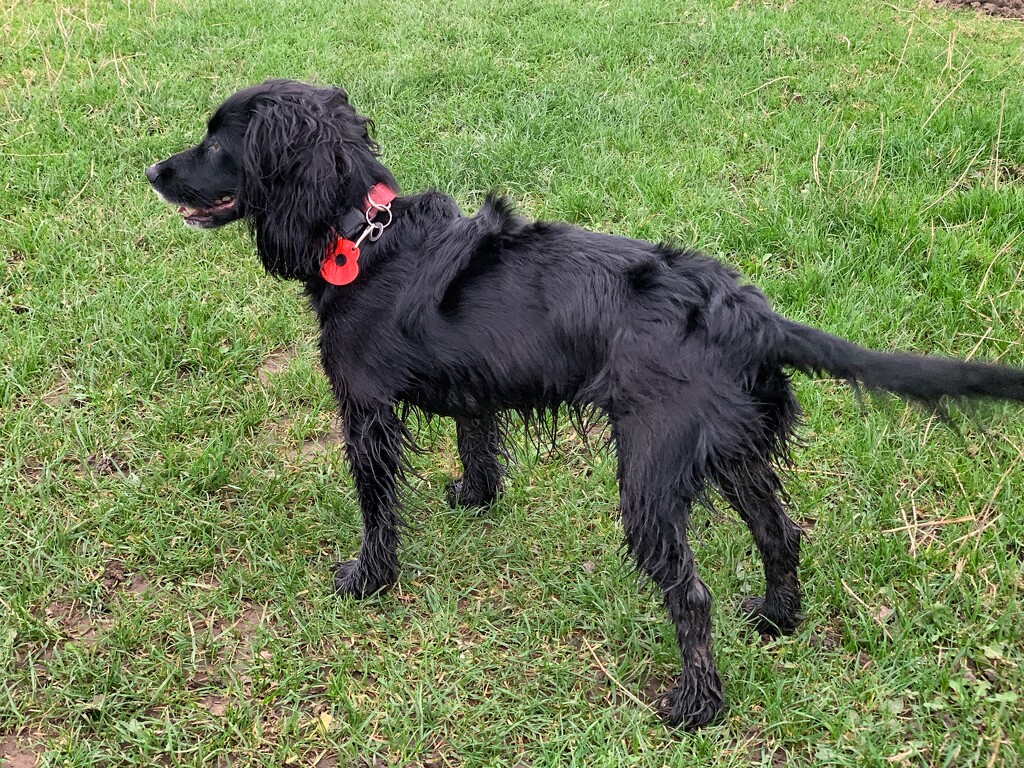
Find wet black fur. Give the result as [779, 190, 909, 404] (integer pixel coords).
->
[147, 80, 1024, 730]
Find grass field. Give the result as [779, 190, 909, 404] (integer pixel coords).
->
[3, 0, 1024, 765]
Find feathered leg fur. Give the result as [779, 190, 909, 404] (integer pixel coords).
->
[333, 404, 407, 598]
[718, 466, 803, 635]
[447, 415, 506, 509]
[716, 366, 804, 635]
[612, 407, 725, 729]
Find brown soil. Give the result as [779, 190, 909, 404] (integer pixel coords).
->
[196, 694, 229, 716]
[207, 603, 271, 669]
[0, 737, 39, 768]
[936, 0, 1024, 19]
[44, 599, 108, 646]
[256, 346, 296, 385]
[99, 559, 151, 597]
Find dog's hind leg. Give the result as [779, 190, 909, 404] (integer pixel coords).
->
[717, 462, 803, 636]
[612, 410, 724, 730]
[716, 368, 803, 635]
[333, 404, 406, 598]
[446, 415, 505, 509]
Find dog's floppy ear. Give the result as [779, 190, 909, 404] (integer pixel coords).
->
[239, 83, 367, 280]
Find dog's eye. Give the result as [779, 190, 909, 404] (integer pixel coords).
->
[209, 141, 221, 153]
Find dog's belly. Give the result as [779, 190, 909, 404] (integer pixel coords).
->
[398, 358, 592, 419]
[398, 389, 495, 419]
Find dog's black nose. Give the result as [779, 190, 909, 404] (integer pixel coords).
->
[145, 163, 161, 184]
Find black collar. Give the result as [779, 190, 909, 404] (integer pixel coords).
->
[320, 183, 398, 286]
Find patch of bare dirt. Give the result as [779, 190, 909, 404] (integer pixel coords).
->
[97, 560, 151, 599]
[0, 736, 39, 768]
[196, 694, 229, 716]
[99, 559, 128, 592]
[728, 728, 788, 766]
[44, 599, 108, 646]
[264, 415, 345, 465]
[1002, 164, 1024, 182]
[935, 0, 1024, 19]
[298, 752, 340, 768]
[208, 603, 271, 667]
[213, 603, 267, 638]
[294, 429, 346, 460]
[61, 452, 133, 480]
[126, 572, 152, 595]
[87, 452, 130, 476]
[39, 369, 71, 408]
[807, 624, 843, 650]
[16, 458, 44, 485]
[257, 346, 296, 385]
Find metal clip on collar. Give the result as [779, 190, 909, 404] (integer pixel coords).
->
[352, 192, 394, 249]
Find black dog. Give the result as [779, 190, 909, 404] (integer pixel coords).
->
[147, 80, 1024, 729]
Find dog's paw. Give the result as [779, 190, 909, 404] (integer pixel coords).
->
[655, 670, 725, 730]
[445, 477, 496, 510]
[740, 596, 802, 636]
[332, 559, 396, 599]
[445, 479, 465, 508]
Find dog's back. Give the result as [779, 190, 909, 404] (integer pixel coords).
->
[379, 195, 784, 418]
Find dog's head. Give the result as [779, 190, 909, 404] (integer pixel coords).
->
[146, 79, 395, 280]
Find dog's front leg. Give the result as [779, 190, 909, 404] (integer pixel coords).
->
[333, 403, 405, 598]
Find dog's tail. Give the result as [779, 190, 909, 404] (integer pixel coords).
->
[775, 319, 1024, 404]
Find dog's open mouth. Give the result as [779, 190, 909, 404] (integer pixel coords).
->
[178, 196, 237, 227]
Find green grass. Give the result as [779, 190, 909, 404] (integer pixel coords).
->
[2, 0, 1023, 765]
